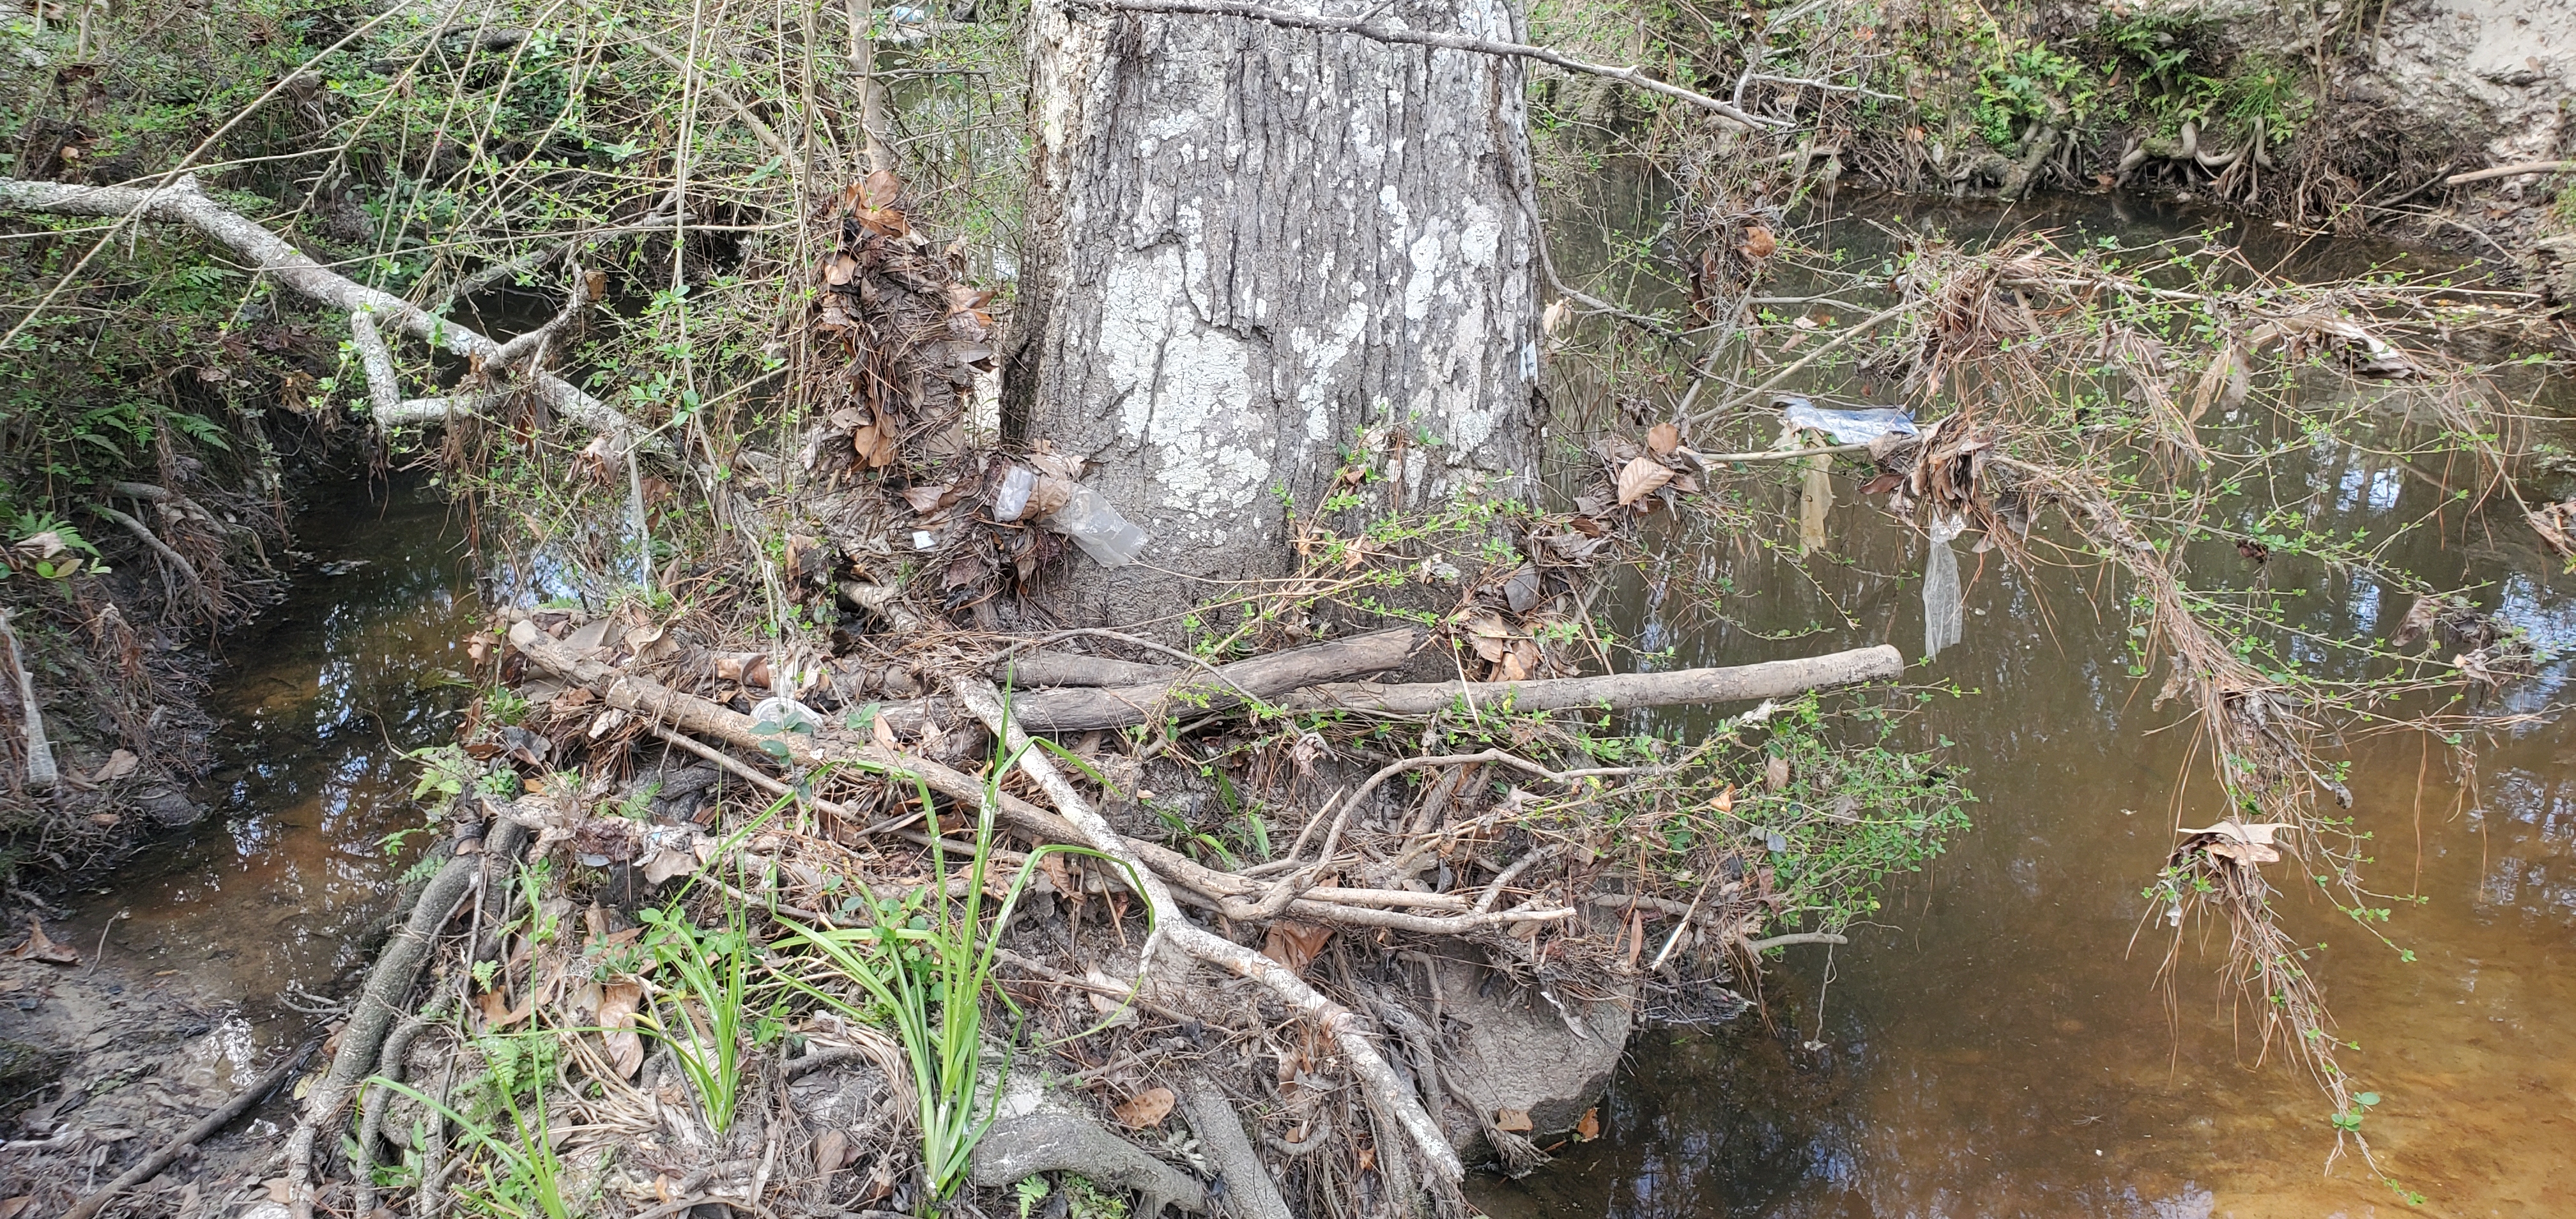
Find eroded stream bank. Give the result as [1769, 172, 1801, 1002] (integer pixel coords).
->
[6, 190, 2570, 1218]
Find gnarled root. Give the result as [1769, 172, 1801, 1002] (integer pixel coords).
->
[1179, 1080, 1294, 1219]
[969, 1112, 1208, 1216]
[281, 848, 481, 1219]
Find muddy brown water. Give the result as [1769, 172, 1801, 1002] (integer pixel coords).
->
[1474, 192, 2576, 1217]
[26, 196, 2576, 1216]
[37, 477, 482, 1101]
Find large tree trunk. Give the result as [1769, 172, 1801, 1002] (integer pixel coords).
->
[1009, 0, 1542, 620]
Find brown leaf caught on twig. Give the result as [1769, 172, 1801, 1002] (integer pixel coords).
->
[1614, 456, 1675, 507]
[1646, 422, 1681, 457]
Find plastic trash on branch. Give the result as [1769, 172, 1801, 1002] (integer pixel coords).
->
[1775, 395, 1920, 445]
[1922, 514, 1966, 661]
[989, 461, 1151, 567]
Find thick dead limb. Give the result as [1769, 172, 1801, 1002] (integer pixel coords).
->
[1080, 0, 1780, 132]
[884, 626, 1422, 733]
[952, 676, 1468, 1184]
[991, 650, 1179, 688]
[283, 850, 480, 1219]
[1284, 643, 1903, 716]
[2446, 160, 2576, 186]
[61, 1045, 307, 1219]
[0, 176, 640, 441]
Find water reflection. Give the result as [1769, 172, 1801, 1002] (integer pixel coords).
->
[1483, 194, 2576, 1216]
[66, 477, 477, 1032]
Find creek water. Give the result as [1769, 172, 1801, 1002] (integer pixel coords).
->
[1471, 191, 2576, 1217]
[54, 476, 481, 1080]
[50, 194, 2576, 1217]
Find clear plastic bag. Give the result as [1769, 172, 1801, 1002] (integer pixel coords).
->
[1922, 514, 1966, 661]
[992, 464, 1036, 522]
[1779, 395, 1920, 444]
[1045, 484, 1151, 567]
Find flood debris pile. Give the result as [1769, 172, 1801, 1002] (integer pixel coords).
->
[221, 576, 1954, 1219]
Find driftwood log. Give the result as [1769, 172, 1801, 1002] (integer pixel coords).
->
[906, 635, 1899, 730]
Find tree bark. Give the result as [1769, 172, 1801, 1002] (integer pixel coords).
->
[1009, 0, 1543, 619]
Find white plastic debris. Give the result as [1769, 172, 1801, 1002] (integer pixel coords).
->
[1923, 514, 1966, 661]
[1044, 484, 1150, 567]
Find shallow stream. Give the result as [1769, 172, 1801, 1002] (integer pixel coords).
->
[44, 194, 2576, 1217]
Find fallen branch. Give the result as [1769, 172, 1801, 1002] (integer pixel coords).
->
[1079, 0, 1781, 131]
[952, 676, 1468, 1184]
[2446, 160, 2576, 187]
[0, 176, 641, 441]
[1282, 643, 1903, 716]
[61, 1044, 309, 1219]
[507, 621, 1564, 935]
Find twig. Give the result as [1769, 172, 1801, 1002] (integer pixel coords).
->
[2445, 160, 2576, 187]
[1740, 72, 1904, 101]
[1079, 0, 1782, 131]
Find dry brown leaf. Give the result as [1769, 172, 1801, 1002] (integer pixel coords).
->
[13, 916, 75, 965]
[90, 748, 139, 783]
[642, 847, 695, 886]
[1614, 456, 1675, 507]
[1738, 225, 1777, 259]
[1764, 755, 1791, 792]
[861, 169, 903, 210]
[1541, 298, 1572, 337]
[1645, 422, 1681, 457]
[816, 1128, 850, 1174]
[601, 981, 645, 1077]
[871, 710, 900, 753]
[1710, 784, 1735, 813]
[900, 482, 953, 514]
[1494, 1108, 1534, 1133]
[1114, 1086, 1177, 1129]
[88, 812, 119, 828]
[264, 1178, 293, 1204]
[1261, 921, 1334, 976]
[1575, 1107, 1600, 1141]
[0, 1196, 31, 1219]
[478, 984, 532, 1029]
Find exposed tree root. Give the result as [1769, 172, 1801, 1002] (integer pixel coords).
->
[968, 1113, 1208, 1215]
[281, 848, 481, 1219]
